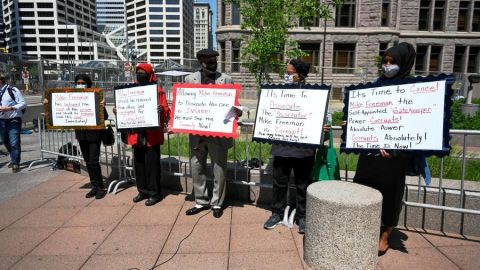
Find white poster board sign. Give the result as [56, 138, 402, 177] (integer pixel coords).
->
[253, 85, 330, 146]
[169, 84, 240, 138]
[115, 84, 159, 129]
[345, 80, 446, 151]
[51, 92, 97, 126]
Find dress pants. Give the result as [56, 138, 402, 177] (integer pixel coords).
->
[190, 138, 228, 207]
[78, 140, 104, 188]
[133, 144, 162, 196]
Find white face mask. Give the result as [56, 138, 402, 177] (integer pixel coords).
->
[382, 64, 400, 78]
[284, 73, 294, 84]
[75, 84, 87, 89]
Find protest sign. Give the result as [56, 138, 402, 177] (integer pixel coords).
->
[115, 83, 159, 130]
[169, 84, 241, 138]
[252, 84, 331, 148]
[45, 88, 104, 130]
[341, 74, 454, 156]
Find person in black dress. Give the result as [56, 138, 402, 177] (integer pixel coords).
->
[352, 42, 416, 255]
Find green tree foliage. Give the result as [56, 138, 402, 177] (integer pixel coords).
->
[227, 0, 343, 87]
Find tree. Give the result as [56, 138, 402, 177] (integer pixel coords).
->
[226, 0, 343, 87]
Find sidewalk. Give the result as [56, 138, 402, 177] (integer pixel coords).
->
[0, 171, 479, 270]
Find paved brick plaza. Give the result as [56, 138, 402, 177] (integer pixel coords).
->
[0, 171, 479, 270]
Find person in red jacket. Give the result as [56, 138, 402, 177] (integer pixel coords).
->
[125, 63, 170, 206]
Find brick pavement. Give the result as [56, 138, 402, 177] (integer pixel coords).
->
[0, 171, 479, 270]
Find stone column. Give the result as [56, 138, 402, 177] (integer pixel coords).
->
[304, 181, 382, 270]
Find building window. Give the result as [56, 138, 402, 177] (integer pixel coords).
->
[468, 47, 480, 73]
[335, 0, 355, 27]
[415, 45, 428, 73]
[458, 1, 470, 31]
[232, 40, 241, 72]
[299, 43, 320, 72]
[333, 43, 356, 73]
[220, 41, 226, 72]
[473, 2, 480, 31]
[37, 2, 53, 9]
[433, 0, 445, 31]
[232, 3, 240, 25]
[379, 42, 389, 57]
[418, 0, 432, 31]
[453, 46, 466, 72]
[166, 0, 178, 4]
[149, 0, 162, 4]
[429, 46, 442, 72]
[381, 0, 390, 26]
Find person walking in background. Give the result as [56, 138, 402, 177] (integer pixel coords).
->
[119, 63, 170, 206]
[351, 42, 417, 255]
[184, 49, 242, 218]
[0, 74, 27, 173]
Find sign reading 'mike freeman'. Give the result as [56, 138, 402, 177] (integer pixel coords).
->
[341, 74, 454, 156]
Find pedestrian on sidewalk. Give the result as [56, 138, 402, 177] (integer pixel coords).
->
[0, 74, 27, 173]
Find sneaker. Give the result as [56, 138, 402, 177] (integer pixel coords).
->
[298, 217, 306, 234]
[86, 188, 97, 198]
[11, 165, 20, 173]
[264, 213, 282, 230]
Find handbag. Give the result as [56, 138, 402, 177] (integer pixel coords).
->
[312, 126, 340, 181]
[102, 124, 115, 146]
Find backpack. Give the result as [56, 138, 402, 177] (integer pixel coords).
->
[55, 142, 79, 169]
[0, 85, 26, 114]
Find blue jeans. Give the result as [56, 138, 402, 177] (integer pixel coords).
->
[0, 118, 22, 165]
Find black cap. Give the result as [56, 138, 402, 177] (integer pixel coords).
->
[196, 49, 219, 60]
[289, 59, 310, 77]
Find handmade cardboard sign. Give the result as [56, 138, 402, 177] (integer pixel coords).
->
[341, 74, 454, 156]
[45, 88, 104, 130]
[169, 83, 241, 138]
[115, 83, 159, 130]
[252, 84, 331, 148]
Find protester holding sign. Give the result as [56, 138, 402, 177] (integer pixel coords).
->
[0, 74, 27, 173]
[184, 49, 242, 218]
[350, 42, 416, 255]
[44, 74, 109, 198]
[263, 59, 320, 234]
[123, 63, 170, 206]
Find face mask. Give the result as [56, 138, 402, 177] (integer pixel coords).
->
[203, 60, 217, 72]
[284, 73, 294, 84]
[75, 84, 87, 89]
[383, 64, 400, 78]
[136, 73, 149, 84]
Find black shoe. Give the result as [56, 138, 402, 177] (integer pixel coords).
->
[11, 165, 20, 173]
[95, 188, 107, 199]
[212, 208, 223, 218]
[132, 193, 149, 203]
[86, 188, 97, 198]
[145, 195, 163, 206]
[298, 217, 305, 234]
[264, 213, 282, 230]
[185, 205, 210, 215]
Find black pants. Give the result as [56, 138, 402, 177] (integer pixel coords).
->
[133, 144, 162, 196]
[78, 140, 103, 189]
[272, 155, 314, 219]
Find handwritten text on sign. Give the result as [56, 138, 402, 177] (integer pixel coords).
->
[346, 80, 446, 150]
[170, 86, 238, 137]
[51, 92, 97, 126]
[115, 84, 159, 129]
[254, 88, 329, 145]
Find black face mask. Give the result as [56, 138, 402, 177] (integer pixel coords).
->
[136, 73, 149, 85]
[203, 60, 217, 72]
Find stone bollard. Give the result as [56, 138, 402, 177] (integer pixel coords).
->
[304, 181, 382, 270]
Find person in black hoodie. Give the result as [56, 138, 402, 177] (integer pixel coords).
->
[352, 42, 416, 255]
[73, 74, 108, 199]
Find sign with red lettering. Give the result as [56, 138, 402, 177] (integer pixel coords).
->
[115, 83, 160, 130]
[252, 84, 331, 148]
[169, 84, 241, 138]
[45, 88, 105, 130]
[341, 74, 454, 156]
